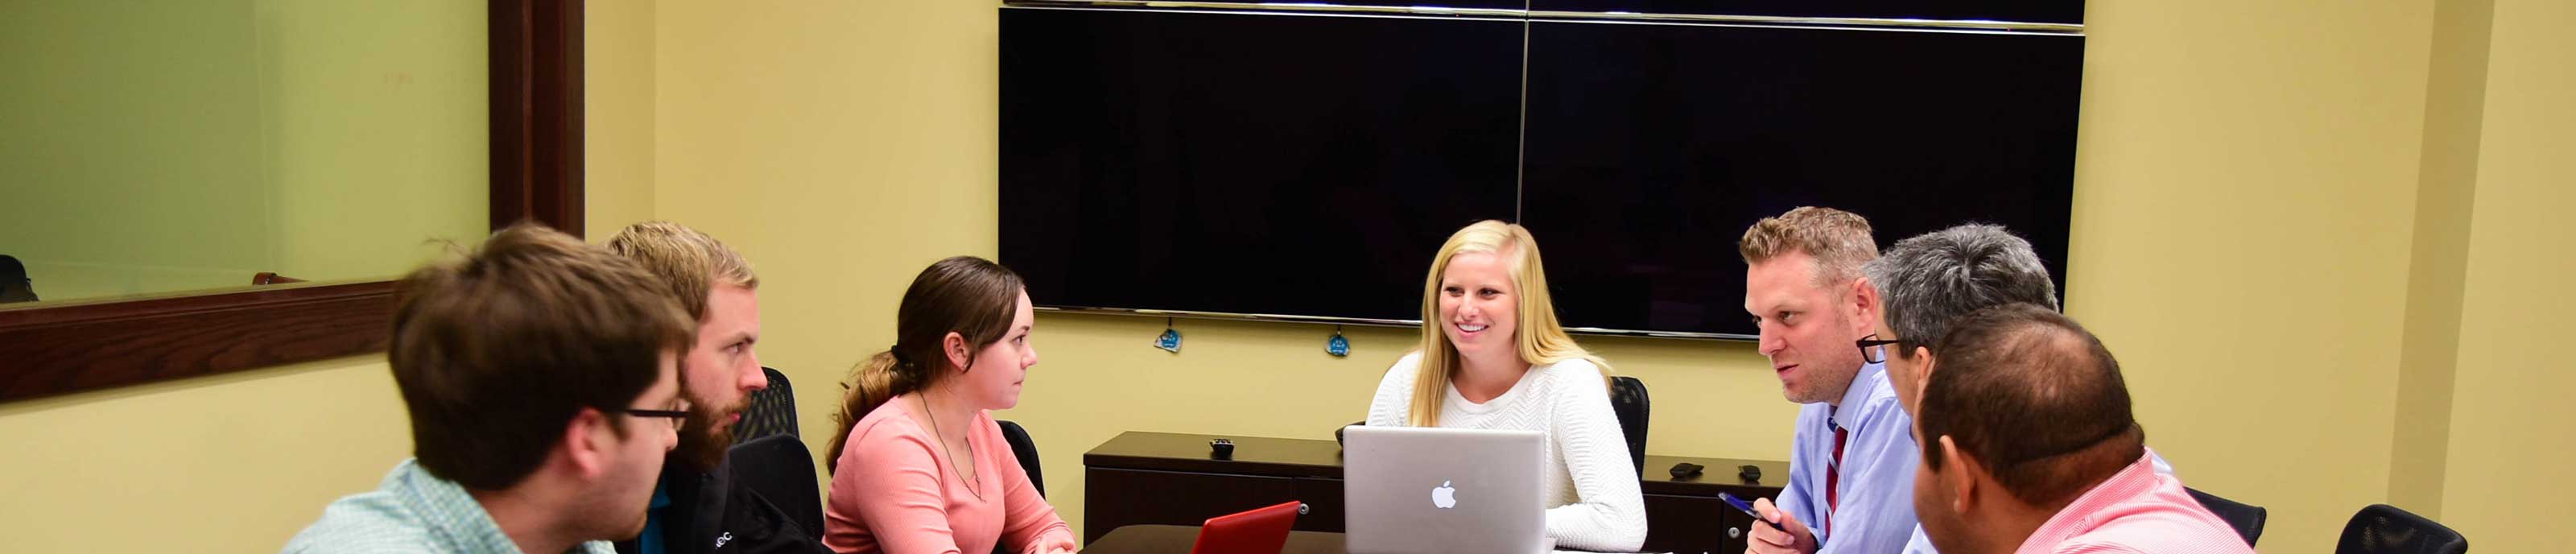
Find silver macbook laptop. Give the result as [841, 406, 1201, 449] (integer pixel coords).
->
[1342, 426, 1551, 554]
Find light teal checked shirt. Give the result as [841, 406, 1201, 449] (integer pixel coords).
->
[284, 459, 617, 554]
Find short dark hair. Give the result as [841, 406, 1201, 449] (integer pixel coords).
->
[389, 224, 695, 490]
[1863, 224, 2058, 353]
[1915, 304, 2143, 508]
[1, 254, 26, 283]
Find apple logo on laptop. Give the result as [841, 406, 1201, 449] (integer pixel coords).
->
[1432, 481, 1457, 509]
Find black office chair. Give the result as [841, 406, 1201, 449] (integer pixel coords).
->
[733, 367, 798, 444]
[2186, 487, 2268, 547]
[993, 420, 1046, 554]
[997, 420, 1044, 497]
[727, 434, 826, 538]
[2336, 504, 2468, 554]
[1331, 377, 1650, 478]
[1608, 376, 1649, 478]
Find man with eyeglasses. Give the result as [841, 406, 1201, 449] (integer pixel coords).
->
[1736, 207, 1920, 554]
[1908, 304, 2248, 554]
[286, 224, 697, 554]
[1864, 223, 2181, 553]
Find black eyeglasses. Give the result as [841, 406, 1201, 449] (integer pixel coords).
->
[609, 407, 689, 430]
[1856, 334, 1903, 365]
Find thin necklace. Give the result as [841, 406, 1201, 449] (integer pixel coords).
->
[919, 394, 984, 501]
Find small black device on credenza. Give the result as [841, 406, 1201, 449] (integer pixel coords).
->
[1669, 461, 1704, 479]
[1000, 2, 2083, 341]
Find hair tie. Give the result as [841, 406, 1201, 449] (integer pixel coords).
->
[888, 346, 909, 366]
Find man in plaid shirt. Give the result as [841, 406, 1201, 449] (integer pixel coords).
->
[286, 225, 697, 554]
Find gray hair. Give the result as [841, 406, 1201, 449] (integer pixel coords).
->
[1862, 224, 2060, 351]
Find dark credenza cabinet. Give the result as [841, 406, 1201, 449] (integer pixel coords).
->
[1084, 432, 1790, 554]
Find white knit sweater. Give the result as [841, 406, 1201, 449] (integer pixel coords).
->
[1366, 352, 1649, 552]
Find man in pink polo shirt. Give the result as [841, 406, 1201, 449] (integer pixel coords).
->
[1909, 304, 2250, 554]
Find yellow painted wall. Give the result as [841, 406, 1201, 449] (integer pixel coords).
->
[2388, 0, 2493, 516]
[2435, 0, 2575, 550]
[587, 0, 658, 241]
[2064, 2, 2436, 551]
[0, 358, 412, 552]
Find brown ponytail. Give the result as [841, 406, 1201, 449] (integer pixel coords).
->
[826, 256, 1024, 473]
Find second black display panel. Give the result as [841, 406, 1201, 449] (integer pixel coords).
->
[1521, 22, 2083, 337]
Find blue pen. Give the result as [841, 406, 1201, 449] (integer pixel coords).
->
[1719, 491, 1765, 520]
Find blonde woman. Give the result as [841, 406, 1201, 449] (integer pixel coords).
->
[1364, 220, 1648, 552]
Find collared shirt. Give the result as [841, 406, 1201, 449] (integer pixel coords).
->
[2014, 448, 2251, 554]
[1901, 453, 2178, 553]
[1774, 361, 1918, 554]
[638, 480, 673, 554]
[285, 458, 617, 554]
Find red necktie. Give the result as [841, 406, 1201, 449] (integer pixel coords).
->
[1826, 424, 1848, 535]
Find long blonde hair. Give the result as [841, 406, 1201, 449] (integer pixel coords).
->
[1408, 221, 1612, 427]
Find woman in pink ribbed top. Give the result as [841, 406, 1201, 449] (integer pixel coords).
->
[822, 257, 1077, 554]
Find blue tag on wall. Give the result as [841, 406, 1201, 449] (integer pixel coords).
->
[1154, 327, 1183, 353]
[1326, 329, 1350, 358]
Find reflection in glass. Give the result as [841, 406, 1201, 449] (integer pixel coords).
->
[0, 1, 488, 304]
[2, 255, 36, 304]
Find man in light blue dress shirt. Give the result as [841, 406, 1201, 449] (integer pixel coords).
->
[285, 225, 696, 554]
[1863, 224, 2180, 553]
[1736, 207, 1921, 554]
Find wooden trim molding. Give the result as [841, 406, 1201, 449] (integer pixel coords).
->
[0, 0, 584, 404]
[0, 282, 396, 403]
[492, 0, 586, 234]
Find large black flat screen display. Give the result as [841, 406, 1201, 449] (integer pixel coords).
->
[1001, 7, 2082, 339]
[1000, 9, 1524, 323]
[1530, 1, 2082, 25]
[1521, 22, 2081, 337]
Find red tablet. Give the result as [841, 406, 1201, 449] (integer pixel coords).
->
[1190, 501, 1304, 554]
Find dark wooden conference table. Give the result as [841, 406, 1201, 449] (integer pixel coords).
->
[1082, 431, 1788, 554]
[1084, 524, 1347, 554]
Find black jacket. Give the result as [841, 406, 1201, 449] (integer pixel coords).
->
[616, 457, 831, 554]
